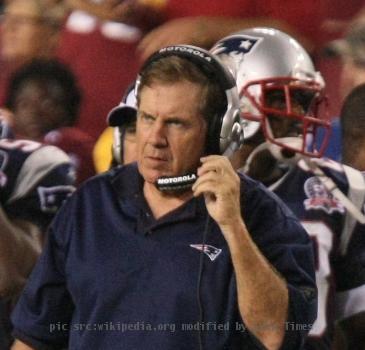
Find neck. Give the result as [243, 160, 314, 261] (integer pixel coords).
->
[234, 144, 289, 185]
[143, 181, 193, 219]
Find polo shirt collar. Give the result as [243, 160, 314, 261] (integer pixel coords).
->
[110, 163, 207, 234]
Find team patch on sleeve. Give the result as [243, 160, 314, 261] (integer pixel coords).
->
[304, 177, 345, 214]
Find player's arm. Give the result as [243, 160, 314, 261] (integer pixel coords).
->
[0, 205, 41, 299]
[192, 155, 288, 350]
[221, 213, 288, 350]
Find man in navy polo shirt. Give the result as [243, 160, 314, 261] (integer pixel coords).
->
[11, 45, 317, 350]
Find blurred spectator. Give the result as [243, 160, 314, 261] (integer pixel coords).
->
[0, 0, 68, 104]
[340, 83, 365, 171]
[326, 20, 365, 99]
[4, 58, 95, 184]
[318, 18, 365, 161]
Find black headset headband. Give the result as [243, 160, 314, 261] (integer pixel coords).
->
[137, 45, 236, 92]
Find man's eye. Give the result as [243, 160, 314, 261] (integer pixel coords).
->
[167, 119, 186, 128]
[141, 114, 154, 122]
[169, 121, 182, 126]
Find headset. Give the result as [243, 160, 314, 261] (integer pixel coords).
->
[136, 45, 243, 157]
[135, 45, 244, 191]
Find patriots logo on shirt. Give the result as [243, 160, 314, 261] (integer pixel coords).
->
[303, 177, 345, 214]
[190, 244, 222, 261]
[211, 35, 260, 56]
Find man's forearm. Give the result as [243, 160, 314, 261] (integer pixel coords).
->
[222, 218, 288, 350]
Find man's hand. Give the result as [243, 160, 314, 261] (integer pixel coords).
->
[192, 155, 242, 232]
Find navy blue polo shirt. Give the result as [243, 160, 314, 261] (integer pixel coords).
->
[11, 163, 317, 349]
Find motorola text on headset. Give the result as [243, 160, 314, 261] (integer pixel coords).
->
[135, 45, 244, 191]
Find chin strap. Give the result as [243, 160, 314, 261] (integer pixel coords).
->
[238, 139, 301, 175]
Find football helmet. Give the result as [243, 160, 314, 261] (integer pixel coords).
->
[211, 27, 331, 158]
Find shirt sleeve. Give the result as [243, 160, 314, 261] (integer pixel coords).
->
[265, 218, 318, 349]
[242, 177, 318, 349]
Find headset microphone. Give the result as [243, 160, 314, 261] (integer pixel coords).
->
[156, 173, 197, 192]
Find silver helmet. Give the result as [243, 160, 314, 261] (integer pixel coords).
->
[211, 27, 331, 158]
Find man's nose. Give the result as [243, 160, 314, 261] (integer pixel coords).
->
[148, 120, 168, 147]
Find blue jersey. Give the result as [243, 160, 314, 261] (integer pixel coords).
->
[0, 138, 75, 232]
[11, 163, 317, 349]
[269, 157, 365, 349]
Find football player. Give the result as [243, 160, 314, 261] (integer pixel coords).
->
[211, 27, 365, 349]
[0, 119, 75, 348]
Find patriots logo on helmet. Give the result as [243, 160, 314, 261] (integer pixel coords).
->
[211, 35, 260, 56]
[190, 244, 222, 261]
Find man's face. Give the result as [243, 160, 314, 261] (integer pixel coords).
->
[264, 90, 306, 139]
[340, 57, 365, 99]
[1, 0, 58, 63]
[136, 80, 207, 184]
[12, 80, 69, 139]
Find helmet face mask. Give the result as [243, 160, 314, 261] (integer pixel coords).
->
[211, 27, 331, 158]
[242, 77, 330, 157]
